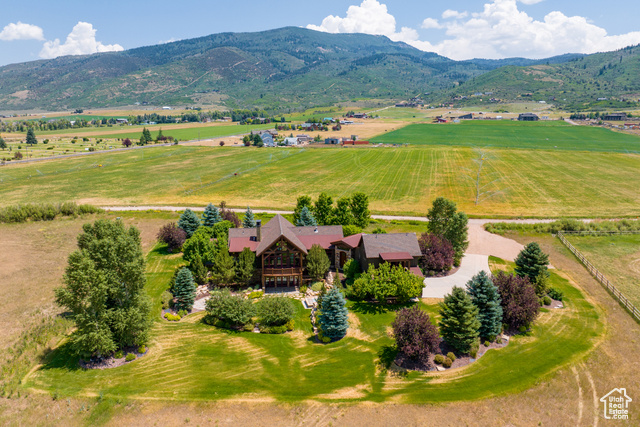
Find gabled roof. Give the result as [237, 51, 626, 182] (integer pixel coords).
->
[255, 215, 308, 256]
[361, 233, 421, 259]
[332, 233, 363, 249]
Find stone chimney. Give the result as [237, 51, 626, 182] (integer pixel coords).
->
[256, 220, 261, 242]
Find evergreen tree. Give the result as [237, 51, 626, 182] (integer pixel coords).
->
[235, 247, 256, 286]
[318, 288, 349, 340]
[306, 244, 330, 281]
[0, 137, 6, 150]
[242, 207, 256, 228]
[514, 242, 550, 283]
[439, 286, 480, 354]
[139, 127, 152, 145]
[350, 192, 370, 228]
[173, 267, 196, 312]
[332, 196, 353, 225]
[55, 220, 151, 358]
[178, 208, 201, 238]
[293, 195, 313, 224]
[296, 206, 317, 226]
[156, 128, 164, 142]
[313, 192, 334, 225]
[189, 253, 208, 286]
[26, 128, 38, 145]
[202, 203, 222, 227]
[211, 238, 236, 286]
[427, 197, 469, 266]
[466, 271, 502, 339]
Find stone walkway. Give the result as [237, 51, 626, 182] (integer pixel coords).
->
[422, 254, 491, 298]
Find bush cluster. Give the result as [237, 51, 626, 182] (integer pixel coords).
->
[485, 218, 640, 235]
[125, 353, 136, 362]
[205, 289, 254, 328]
[257, 297, 296, 327]
[0, 202, 100, 223]
[259, 319, 295, 334]
[164, 312, 181, 321]
[547, 287, 564, 301]
[249, 290, 264, 299]
[157, 223, 187, 252]
[348, 262, 423, 304]
[434, 354, 445, 364]
[442, 357, 452, 368]
[418, 233, 454, 273]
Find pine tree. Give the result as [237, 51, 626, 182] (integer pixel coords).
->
[235, 247, 256, 285]
[466, 271, 503, 339]
[313, 192, 334, 225]
[439, 286, 480, 354]
[514, 242, 550, 283]
[202, 203, 222, 227]
[293, 195, 312, 224]
[26, 128, 38, 145]
[306, 244, 330, 281]
[242, 207, 256, 228]
[296, 206, 317, 226]
[318, 288, 349, 340]
[178, 208, 201, 238]
[211, 239, 236, 286]
[173, 267, 196, 312]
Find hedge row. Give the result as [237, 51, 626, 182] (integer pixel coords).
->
[484, 218, 640, 235]
[0, 202, 101, 223]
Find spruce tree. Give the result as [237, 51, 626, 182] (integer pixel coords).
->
[318, 288, 349, 340]
[173, 267, 196, 312]
[26, 128, 38, 145]
[293, 195, 312, 224]
[211, 239, 236, 286]
[202, 203, 222, 227]
[178, 208, 201, 238]
[466, 271, 503, 339]
[140, 127, 152, 145]
[242, 207, 256, 228]
[514, 242, 550, 283]
[439, 286, 480, 354]
[296, 206, 317, 226]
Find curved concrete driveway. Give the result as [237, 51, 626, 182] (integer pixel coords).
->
[422, 254, 491, 298]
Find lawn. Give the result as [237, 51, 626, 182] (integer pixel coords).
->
[23, 246, 603, 403]
[93, 123, 270, 141]
[371, 120, 640, 153]
[2, 144, 640, 218]
[567, 233, 640, 309]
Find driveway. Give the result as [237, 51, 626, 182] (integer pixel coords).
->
[422, 254, 491, 299]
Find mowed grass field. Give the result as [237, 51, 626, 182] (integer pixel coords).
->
[23, 246, 602, 404]
[371, 120, 640, 153]
[568, 234, 640, 309]
[1, 143, 640, 217]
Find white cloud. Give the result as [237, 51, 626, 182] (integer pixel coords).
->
[421, 18, 442, 30]
[307, 0, 640, 60]
[442, 10, 468, 20]
[40, 22, 123, 59]
[0, 21, 44, 41]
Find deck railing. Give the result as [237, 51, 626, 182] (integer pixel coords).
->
[263, 267, 302, 276]
[556, 231, 640, 323]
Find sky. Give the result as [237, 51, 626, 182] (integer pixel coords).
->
[1, 0, 640, 66]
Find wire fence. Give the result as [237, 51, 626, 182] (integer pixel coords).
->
[556, 231, 640, 322]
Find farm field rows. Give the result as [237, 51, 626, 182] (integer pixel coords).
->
[23, 245, 602, 403]
[1, 144, 640, 217]
[568, 234, 640, 308]
[371, 120, 640, 153]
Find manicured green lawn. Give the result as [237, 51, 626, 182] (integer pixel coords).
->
[371, 120, 640, 153]
[2, 144, 640, 218]
[24, 248, 603, 403]
[568, 234, 640, 308]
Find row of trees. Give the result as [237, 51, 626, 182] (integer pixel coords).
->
[293, 192, 370, 230]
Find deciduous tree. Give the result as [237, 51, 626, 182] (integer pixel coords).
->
[350, 192, 370, 228]
[427, 197, 468, 266]
[313, 192, 334, 225]
[332, 196, 353, 225]
[418, 233, 454, 273]
[306, 244, 330, 281]
[157, 222, 187, 252]
[393, 306, 441, 366]
[493, 271, 539, 330]
[0, 137, 7, 150]
[293, 195, 312, 224]
[439, 287, 480, 354]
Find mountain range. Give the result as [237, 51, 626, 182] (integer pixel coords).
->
[0, 26, 638, 112]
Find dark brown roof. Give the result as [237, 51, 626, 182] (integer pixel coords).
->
[361, 233, 421, 259]
[332, 233, 363, 249]
[380, 252, 413, 262]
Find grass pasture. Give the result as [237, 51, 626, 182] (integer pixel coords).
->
[568, 233, 640, 309]
[23, 246, 603, 404]
[1, 144, 640, 217]
[371, 120, 640, 153]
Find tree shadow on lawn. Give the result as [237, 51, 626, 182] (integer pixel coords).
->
[377, 344, 399, 370]
[349, 300, 416, 315]
[38, 340, 82, 371]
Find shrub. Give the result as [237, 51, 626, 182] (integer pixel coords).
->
[496, 337, 503, 344]
[348, 262, 423, 304]
[371, 227, 387, 234]
[125, 353, 136, 362]
[434, 354, 445, 365]
[138, 345, 147, 354]
[484, 340, 491, 347]
[548, 287, 564, 301]
[157, 223, 187, 252]
[299, 286, 308, 294]
[257, 297, 295, 326]
[114, 350, 124, 359]
[470, 343, 479, 359]
[219, 201, 241, 227]
[343, 258, 361, 287]
[392, 306, 441, 366]
[177, 309, 188, 317]
[310, 282, 324, 292]
[249, 290, 264, 299]
[342, 224, 362, 236]
[205, 289, 255, 328]
[447, 352, 456, 362]
[0, 202, 100, 224]
[418, 233, 454, 273]
[164, 313, 181, 321]
[493, 271, 539, 330]
[543, 296, 552, 306]
[161, 290, 173, 309]
[307, 244, 330, 281]
[442, 357, 452, 368]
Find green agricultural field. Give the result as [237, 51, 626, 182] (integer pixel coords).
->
[568, 234, 640, 308]
[93, 123, 271, 141]
[371, 120, 640, 153]
[23, 248, 602, 403]
[1, 144, 640, 217]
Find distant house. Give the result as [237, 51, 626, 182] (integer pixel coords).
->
[352, 113, 368, 119]
[260, 133, 275, 147]
[284, 137, 299, 146]
[342, 140, 369, 146]
[115, 118, 128, 124]
[518, 113, 539, 121]
[325, 137, 342, 145]
[162, 106, 172, 110]
[602, 113, 627, 121]
[340, 120, 354, 125]
[436, 117, 448, 123]
[458, 113, 473, 120]
[296, 134, 311, 143]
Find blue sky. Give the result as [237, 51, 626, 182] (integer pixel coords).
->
[1, 0, 640, 66]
